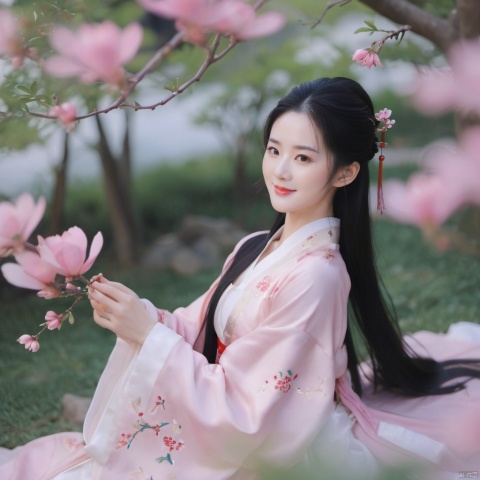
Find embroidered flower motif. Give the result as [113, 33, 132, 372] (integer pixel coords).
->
[172, 419, 182, 435]
[163, 436, 185, 452]
[322, 249, 335, 261]
[301, 234, 316, 248]
[256, 276, 272, 292]
[260, 370, 299, 393]
[296, 377, 328, 399]
[115, 432, 133, 449]
[151, 395, 166, 412]
[130, 467, 153, 480]
[116, 394, 185, 465]
[131, 397, 144, 417]
[63, 437, 84, 451]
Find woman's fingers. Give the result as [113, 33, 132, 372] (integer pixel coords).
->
[89, 280, 127, 304]
[90, 297, 110, 317]
[93, 309, 112, 329]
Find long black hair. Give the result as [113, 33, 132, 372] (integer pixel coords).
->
[200, 77, 480, 397]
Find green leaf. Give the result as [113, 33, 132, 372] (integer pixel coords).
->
[364, 20, 377, 30]
[68, 312, 75, 325]
[354, 27, 373, 34]
[30, 81, 38, 95]
[16, 85, 31, 94]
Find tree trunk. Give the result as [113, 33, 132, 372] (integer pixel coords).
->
[95, 115, 136, 266]
[50, 132, 69, 234]
[233, 132, 251, 226]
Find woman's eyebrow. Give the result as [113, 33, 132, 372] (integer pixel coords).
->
[268, 137, 318, 153]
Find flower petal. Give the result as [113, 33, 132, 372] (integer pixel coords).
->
[119, 22, 143, 65]
[22, 196, 46, 241]
[234, 11, 286, 40]
[1, 263, 46, 290]
[81, 231, 103, 274]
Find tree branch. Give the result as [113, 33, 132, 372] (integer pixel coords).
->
[358, 0, 457, 54]
[456, 0, 480, 39]
[28, 0, 270, 123]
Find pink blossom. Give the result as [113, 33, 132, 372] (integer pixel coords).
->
[17, 334, 40, 352]
[202, 1, 286, 41]
[44, 21, 143, 87]
[375, 108, 392, 121]
[0, 193, 46, 256]
[425, 128, 480, 208]
[1, 251, 59, 297]
[138, 0, 285, 45]
[382, 174, 458, 228]
[45, 310, 63, 330]
[50, 102, 77, 132]
[0, 9, 27, 66]
[412, 39, 480, 115]
[38, 226, 103, 279]
[383, 129, 480, 247]
[352, 48, 381, 68]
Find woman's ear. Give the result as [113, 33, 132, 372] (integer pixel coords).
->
[332, 162, 361, 187]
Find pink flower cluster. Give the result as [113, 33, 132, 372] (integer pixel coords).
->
[0, 9, 34, 68]
[382, 128, 480, 240]
[412, 39, 480, 115]
[0, 193, 103, 352]
[375, 108, 396, 130]
[44, 21, 143, 88]
[138, 0, 285, 45]
[50, 102, 77, 132]
[352, 48, 381, 68]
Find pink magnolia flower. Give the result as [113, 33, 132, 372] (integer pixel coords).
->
[17, 334, 40, 352]
[44, 21, 143, 87]
[382, 174, 458, 228]
[0, 9, 27, 67]
[38, 226, 103, 279]
[412, 39, 480, 115]
[352, 48, 381, 68]
[138, 0, 285, 45]
[0, 193, 46, 256]
[1, 251, 59, 298]
[202, 1, 286, 41]
[425, 128, 480, 208]
[45, 310, 63, 330]
[50, 102, 77, 132]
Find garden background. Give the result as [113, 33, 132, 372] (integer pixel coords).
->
[0, 1, 479, 474]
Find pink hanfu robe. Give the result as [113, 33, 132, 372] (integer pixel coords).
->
[1, 217, 479, 480]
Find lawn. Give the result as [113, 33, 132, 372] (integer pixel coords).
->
[1, 217, 479, 449]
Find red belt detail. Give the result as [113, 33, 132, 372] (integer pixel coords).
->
[216, 337, 227, 364]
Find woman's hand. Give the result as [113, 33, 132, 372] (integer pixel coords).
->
[88, 276, 156, 345]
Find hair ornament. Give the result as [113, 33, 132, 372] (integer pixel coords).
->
[374, 108, 395, 214]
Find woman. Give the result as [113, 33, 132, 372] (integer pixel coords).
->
[2, 77, 480, 479]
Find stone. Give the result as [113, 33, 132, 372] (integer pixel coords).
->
[141, 233, 181, 270]
[171, 247, 204, 276]
[61, 393, 92, 425]
[192, 236, 221, 267]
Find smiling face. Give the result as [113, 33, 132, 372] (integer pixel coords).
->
[262, 111, 337, 231]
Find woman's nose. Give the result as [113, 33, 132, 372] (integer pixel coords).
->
[274, 156, 292, 180]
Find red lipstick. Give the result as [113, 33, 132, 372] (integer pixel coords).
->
[274, 185, 295, 196]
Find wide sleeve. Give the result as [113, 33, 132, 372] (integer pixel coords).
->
[83, 253, 350, 479]
[140, 231, 266, 346]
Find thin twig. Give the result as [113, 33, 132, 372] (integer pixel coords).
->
[372, 25, 412, 53]
[28, 1, 270, 121]
[311, 0, 352, 29]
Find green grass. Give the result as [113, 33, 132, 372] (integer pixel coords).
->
[1, 160, 479, 449]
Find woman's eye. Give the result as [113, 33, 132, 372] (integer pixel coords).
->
[267, 146, 279, 155]
[297, 155, 310, 163]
